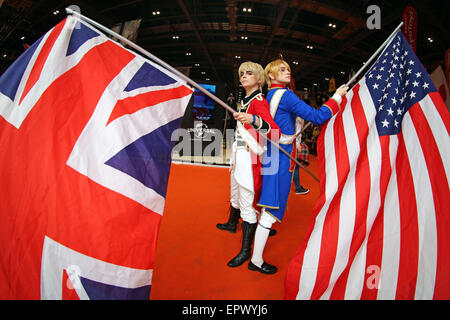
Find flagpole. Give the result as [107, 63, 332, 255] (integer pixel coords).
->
[65, 7, 320, 181]
[346, 22, 404, 87]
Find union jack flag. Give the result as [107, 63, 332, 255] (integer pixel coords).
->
[0, 16, 193, 299]
[285, 31, 450, 300]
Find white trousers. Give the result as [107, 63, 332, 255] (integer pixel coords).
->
[230, 170, 257, 224]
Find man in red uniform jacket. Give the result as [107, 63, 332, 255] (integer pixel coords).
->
[216, 61, 280, 268]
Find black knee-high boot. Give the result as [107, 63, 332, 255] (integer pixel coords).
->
[216, 205, 240, 233]
[227, 221, 257, 267]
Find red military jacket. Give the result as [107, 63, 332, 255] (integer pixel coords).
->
[238, 90, 280, 211]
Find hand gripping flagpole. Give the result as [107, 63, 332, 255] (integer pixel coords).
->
[65, 7, 320, 181]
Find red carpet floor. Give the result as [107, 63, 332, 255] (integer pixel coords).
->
[150, 157, 320, 300]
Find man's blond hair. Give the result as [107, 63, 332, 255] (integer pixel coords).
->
[264, 59, 291, 87]
[238, 61, 265, 90]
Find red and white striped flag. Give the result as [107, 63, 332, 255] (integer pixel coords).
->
[285, 31, 450, 300]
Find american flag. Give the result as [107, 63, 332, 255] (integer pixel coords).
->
[285, 31, 450, 300]
[0, 16, 193, 299]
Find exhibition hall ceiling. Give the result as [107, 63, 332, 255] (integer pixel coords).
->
[1, 0, 448, 91]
